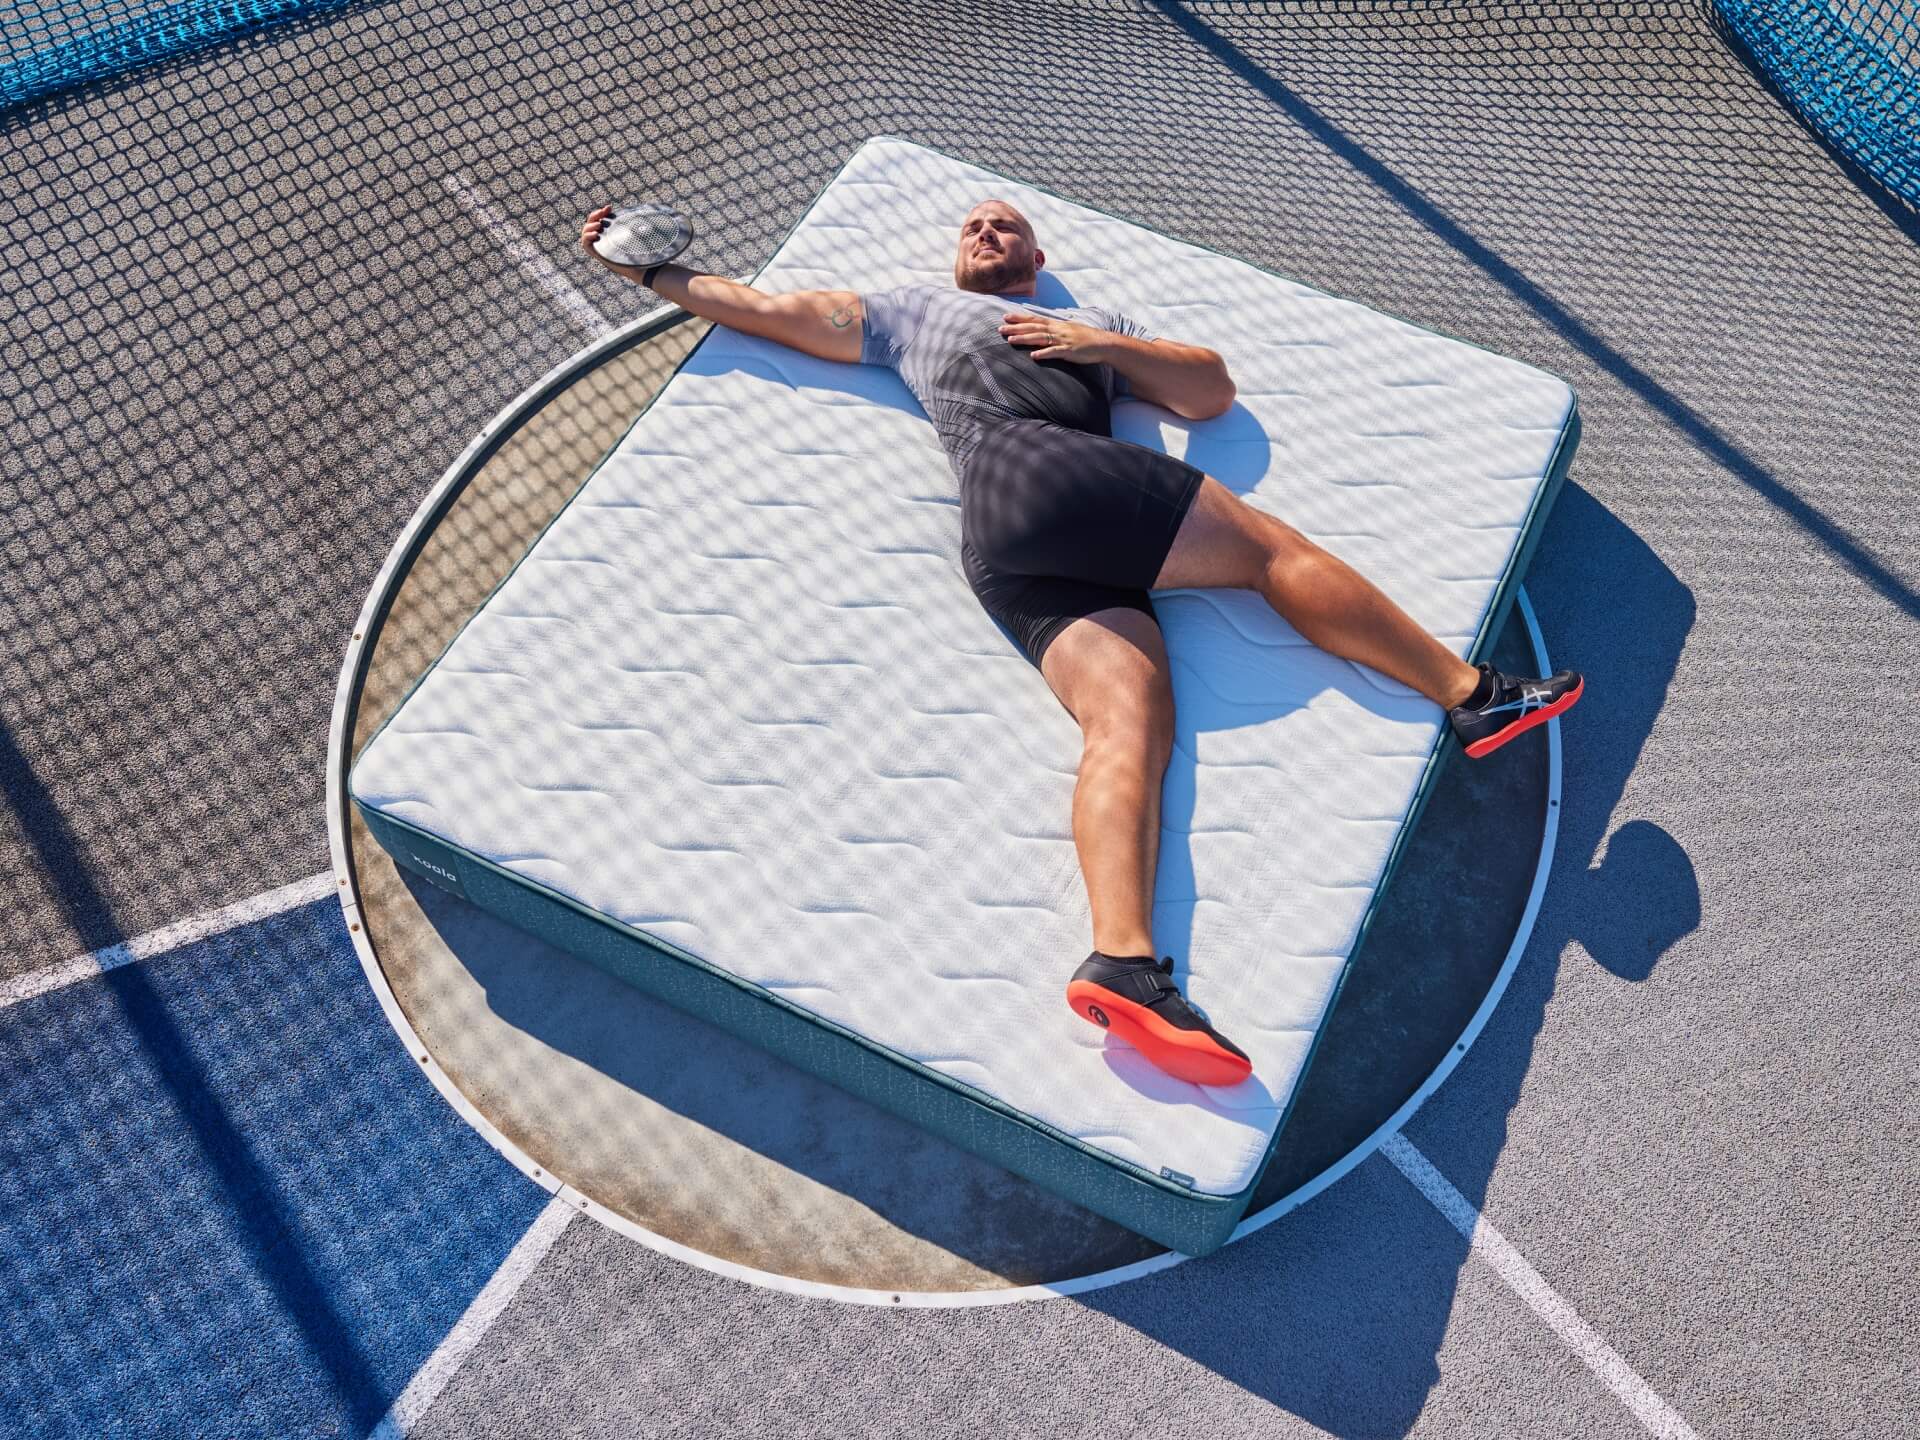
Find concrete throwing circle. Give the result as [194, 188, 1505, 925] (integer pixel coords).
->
[328, 310, 1560, 1306]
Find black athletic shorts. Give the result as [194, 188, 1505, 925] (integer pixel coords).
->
[958, 418, 1206, 668]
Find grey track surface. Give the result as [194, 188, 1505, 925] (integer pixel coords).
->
[3, 1, 1915, 1436]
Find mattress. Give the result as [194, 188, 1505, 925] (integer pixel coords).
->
[350, 136, 1578, 1256]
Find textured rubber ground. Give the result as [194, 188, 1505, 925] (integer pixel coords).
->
[5, 1, 1917, 1436]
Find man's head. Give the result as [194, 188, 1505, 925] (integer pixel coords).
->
[953, 199, 1043, 296]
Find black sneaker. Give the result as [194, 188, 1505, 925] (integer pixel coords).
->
[1449, 663, 1584, 758]
[1066, 952, 1253, 1087]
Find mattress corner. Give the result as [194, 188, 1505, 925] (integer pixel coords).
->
[346, 728, 400, 812]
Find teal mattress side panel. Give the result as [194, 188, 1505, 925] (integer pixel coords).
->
[1471, 404, 1581, 671]
[357, 801, 1251, 1256]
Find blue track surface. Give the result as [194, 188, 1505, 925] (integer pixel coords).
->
[0, 898, 547, 1438]
[1, 0, 362, 109]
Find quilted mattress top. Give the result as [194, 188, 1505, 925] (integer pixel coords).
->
[351, 137, 1573, 1196]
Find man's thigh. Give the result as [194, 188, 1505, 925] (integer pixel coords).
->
[1151, 475, 1314, 591]
[1040, 606, 1174, 741]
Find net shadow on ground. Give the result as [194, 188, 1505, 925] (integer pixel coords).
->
[0, 722, 387, 1432]
[1149, 0, 1919, 626]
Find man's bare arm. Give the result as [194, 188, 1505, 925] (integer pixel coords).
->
[768, 288, 865, 364]
[1096, 334, 1235, 421]
[578, 213, 864, 364]
[642, 264, 865, 364]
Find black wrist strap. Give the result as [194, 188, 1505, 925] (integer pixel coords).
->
[642, 263, 664, 288]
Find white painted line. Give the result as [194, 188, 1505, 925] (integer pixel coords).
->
[439, 172, 612, 339]
[1381, 1133, 1701, 1440]
[0, 869, 336, 1011]
[370, 1197, 576, 1439]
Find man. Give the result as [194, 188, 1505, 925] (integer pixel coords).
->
[581, 198, 1583, 1087]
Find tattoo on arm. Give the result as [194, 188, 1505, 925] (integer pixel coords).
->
[829, 303, 856, 330]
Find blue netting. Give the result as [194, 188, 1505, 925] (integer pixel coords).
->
[1716, 0, 1920, 213]
[1, 0, 361, 109]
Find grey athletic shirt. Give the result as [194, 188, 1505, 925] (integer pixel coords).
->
[859, 283, 1157, 475]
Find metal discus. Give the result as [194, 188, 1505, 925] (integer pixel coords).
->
[593, 203, 694, 268]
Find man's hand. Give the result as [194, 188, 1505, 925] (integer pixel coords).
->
[581, 204, 644, 280]
[1002, 310, 1235, 419]
[998, 312, 1111, 363]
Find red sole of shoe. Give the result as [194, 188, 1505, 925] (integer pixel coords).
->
[1066, 980, 1253, 1087]
[1463, 676, 1585, 759]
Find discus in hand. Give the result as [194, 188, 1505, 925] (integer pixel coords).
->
[592, 203, 694, 268]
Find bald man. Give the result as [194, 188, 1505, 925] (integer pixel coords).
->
[582, 199, 1582, 1087]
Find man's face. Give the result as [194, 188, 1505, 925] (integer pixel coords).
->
[954, 201, 1043, 294]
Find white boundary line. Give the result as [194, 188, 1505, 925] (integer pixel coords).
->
[1381, 1133, 1702, 1439]
[0, 869, 335, 1011]
[369, 1196, 576, 1440]
[439, 172, 612, 339]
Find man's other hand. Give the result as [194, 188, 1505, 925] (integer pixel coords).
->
[999, 313, 1111, 363]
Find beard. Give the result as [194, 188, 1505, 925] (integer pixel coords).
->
[955, 251, 1033, 294]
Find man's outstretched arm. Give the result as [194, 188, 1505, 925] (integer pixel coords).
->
[581, 207, 864, 364]
[646, 263, 867, 365]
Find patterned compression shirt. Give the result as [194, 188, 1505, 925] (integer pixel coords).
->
[858, 283, 1157, 476]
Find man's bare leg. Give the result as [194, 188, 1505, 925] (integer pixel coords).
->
[1042, 479, 1497, 959]
[1154, 476, 1482, 709]
[1035, 476, 1571, 1084]
[1039, 606, 1173, 959]
[1041, 606, 1252, 1084]
[1042, 477, 1485, 952]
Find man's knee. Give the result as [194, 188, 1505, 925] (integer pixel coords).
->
[1089, 700, 1175, 776]
[1042, 609, 1175, 762]
[1258, 527, 1347, 602]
